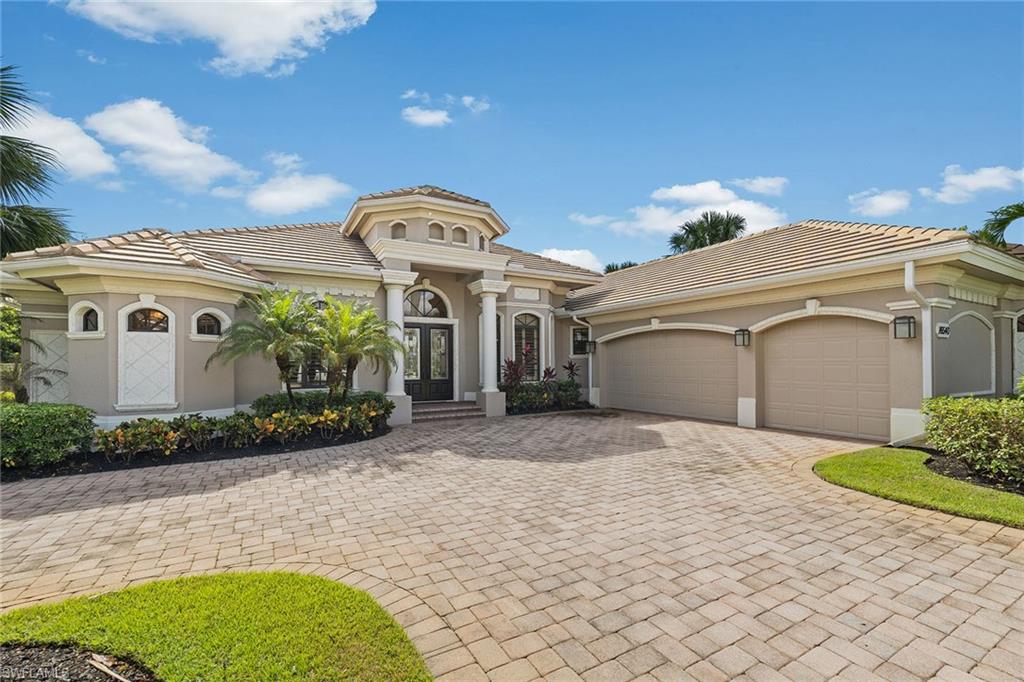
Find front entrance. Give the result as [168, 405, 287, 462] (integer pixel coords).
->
[404, 323, 454, 401]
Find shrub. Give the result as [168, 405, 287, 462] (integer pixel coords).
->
[0, 391, 15, 402]
[169, 413, 215, 452]
[0, 402, 95, 468]
[502, 375, 583, 415]
[924, 396, 1024, 485]
[250, 390, 391, 418]
[95, 418, 180, 464]
[212, 412, 258, 449]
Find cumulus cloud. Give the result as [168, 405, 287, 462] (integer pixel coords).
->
[461, 95, 490, 114]
[66, 0, 376, 77]
[8, 106, 118, 181]
[401, 106, 452, 128]
[266, 151, 304, 173]
[651, 180, 737, 204]
[568, 212, 615, 226]
[85, 98, 254, 191]
[848, 188, 911, 217]
[919, 164, 1024, 204]
[609, 199, 786, 236]
[539, 248, 603, 272]
[730, 176, 788, 196]
[246, 172, 351, 214]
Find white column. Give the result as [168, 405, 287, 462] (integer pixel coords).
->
[385, 283, 406, 396]
[481, 292, 499, 393]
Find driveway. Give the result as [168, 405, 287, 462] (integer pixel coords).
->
[2, 411, 1022, 681]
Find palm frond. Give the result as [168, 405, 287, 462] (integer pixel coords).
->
[0, 204, 71, 257]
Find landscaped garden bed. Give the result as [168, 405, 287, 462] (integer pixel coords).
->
[0, 572, 430, 681]
[0, 391, 393, 483]
[500, 357, 593, 415]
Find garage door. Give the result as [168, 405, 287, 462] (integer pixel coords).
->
[764, 317, 889, 441]
[602, 330, 737, 422]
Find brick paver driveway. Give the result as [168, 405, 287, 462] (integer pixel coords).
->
[2, 411, 1022, 681]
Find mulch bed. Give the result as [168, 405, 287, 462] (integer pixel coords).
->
[0, 428, 390, 484]
[923, 450, 1024, 496]
[0, 643, 158, 681]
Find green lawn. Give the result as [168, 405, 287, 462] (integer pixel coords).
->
[0, 572, 431, 681]
[814, 447, 1024, 529]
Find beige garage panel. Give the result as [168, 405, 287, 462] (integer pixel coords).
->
[764, 317, 889, 441]
[602, 330, 737, 422]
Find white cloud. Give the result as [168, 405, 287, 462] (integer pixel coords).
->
[730, 176, 788, 196]
[650, 180, 738, 204]
[609, 199, 786, 236]
[210, 185, 245, 199]
[540, 248, 603, 272]
[66, 0, 376, 77]
[97, 179, 126, 192]
[918, 164, 1024, 204]
[266, 151, 303, 173]
[568, 212, 615, 226]
[401, 106, 452, 128]
[848, 188, 911, 217]
[461, 95, 490, 114]
[76, 49, 106, 64]
[246, 173, 351, 214]
[400, 89, 429, 103]
[84, 98, 253, 191]
[8, 106, 118, 181]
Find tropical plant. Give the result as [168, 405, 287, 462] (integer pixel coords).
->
[0, 304, 21, 362]
[312, 296, 402, 400]
[562, 359, 580, 381]
[604, 261, 638, 274]
[205, 288, 317, 408]
[0, 65, 72, 257]
[668, 210, 747, 254]
[0, 351, 66, 403]
[974, 202, 1024, 248]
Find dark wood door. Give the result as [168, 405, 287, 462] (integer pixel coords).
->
[404, 324, 454, 401]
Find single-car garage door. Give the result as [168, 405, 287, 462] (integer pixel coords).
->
[764, 317, 890, 441]
[602, 330, 737, 422]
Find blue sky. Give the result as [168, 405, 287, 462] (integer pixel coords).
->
[4, 1, 1023, 270]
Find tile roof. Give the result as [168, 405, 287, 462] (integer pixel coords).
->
[357, 185, 491, 207]
[566, 219, 971, 312]
[178, 222, 380, 269]
[491, 243, 602, 279]
[1007, 243, 1024, 260]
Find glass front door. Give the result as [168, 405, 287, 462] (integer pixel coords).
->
[404, 323, 454, 401]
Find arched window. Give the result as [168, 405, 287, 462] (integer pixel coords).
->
[428, 221, 445, 241]
[82, 308, 99, 332]
[391, 222, 406, 240]
[404, 290, 447, 318]
[127, 308, 169, 332]
[452, 225, 468, 245]
[514, 314, 540, 381]
[478, 235, 486, 251]
[195, 313, 221, 336]
[312, 299, 328, 311]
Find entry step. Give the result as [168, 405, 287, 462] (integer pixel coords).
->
[411, 401, 486, 423]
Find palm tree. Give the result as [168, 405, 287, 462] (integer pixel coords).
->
[314, 297, 402, 400]
[668, 210, 747, 254]
[975, 202, 1024, 248]
[205, 288, 317, 408]
[0, 65, 71, 257]
[604, 261, 638, 274]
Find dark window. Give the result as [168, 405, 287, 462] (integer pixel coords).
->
[196, 313, 221, 336]
[515, 314, 540, 381]
[1018, 316, 1024, 333]
[571, 327, 589, 356]
[298, 350, 327, 388]
[404, 290, 447, 318]
[127, 308, 169, 332]
[312, 300, 328, 311]
[82, 308, 99, 332]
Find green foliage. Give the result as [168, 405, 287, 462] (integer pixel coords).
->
[815, 448, 1024, 528]
[211, 412, 258, 449]
[604, 261, 638, 273]
[668, 210, 746, 254]
[312, 296, 401, 400]
[0, 572, 431, 681]
[974, 201, 1024, 248]
[95, 418, 180, 464]
[250, 389, 392, 420]
[168, 413, 215, 452]
[923, 397, 1024, 485]
[0, 402, 94, 468]
[502, 372, 583, 416]
[0, 391, 15, 402]
[0, 305, 21, 362]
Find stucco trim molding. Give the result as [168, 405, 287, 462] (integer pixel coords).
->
[595, 321, 738, 344]
[946, 310, 996, 396]
[749, 299, 894, 333]
[67, 299, 105, 339]
[189, 306, 232, 343]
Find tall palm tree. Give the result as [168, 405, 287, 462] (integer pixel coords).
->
[604, 261, 638, 274]
[975, 202, 1024, 248]
[205, 289, 317, 408]
[314, 297, 402, 400]
[0, 65, 71, 257]
[668, 210, 747, 254]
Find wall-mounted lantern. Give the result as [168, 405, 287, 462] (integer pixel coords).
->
[893, 315, 916, 339]
[734, 329, 751, 347]
[585, 340, 597, 354]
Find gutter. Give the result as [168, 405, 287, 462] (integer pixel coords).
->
[571, 314, 594, 402]
[903, 260, 933, 399]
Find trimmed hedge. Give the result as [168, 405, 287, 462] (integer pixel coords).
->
[0, 403, 95, 469]
[924, 396, 1024, 486]
[503, 380, 584, 416]
[250, 390, 390, 419]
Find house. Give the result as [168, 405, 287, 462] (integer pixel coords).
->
[3, 186, 1023, 442]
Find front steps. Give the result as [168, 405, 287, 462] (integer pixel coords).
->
[411, 401, 486, 423]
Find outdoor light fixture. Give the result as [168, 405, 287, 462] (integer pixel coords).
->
[893, 316, 916, 339]
[586, 340, 597, 354]
[734, 329, 751, 347]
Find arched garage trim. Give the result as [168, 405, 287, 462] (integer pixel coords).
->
[595, 321, 738, 344]
[947, 310, 995, 396]
[750, 299, 894, 333]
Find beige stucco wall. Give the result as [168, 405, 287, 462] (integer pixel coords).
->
[366, 217, 489, 252]
[934, 301, 997, 397]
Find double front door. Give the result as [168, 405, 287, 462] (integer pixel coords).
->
[404, 323, 453, 401]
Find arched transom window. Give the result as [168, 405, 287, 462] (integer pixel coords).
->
[82, 308, 99, 332]
[127, 308, 169, 332]
[514, 313, 541, 381]
[195, 313, 222, 336]
[404, 290, 447, 318]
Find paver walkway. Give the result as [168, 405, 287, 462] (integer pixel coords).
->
[2, 411, 1022, 681]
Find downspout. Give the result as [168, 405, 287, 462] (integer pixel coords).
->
[572, 314, 593, 402]
[904, 261, 933, 399]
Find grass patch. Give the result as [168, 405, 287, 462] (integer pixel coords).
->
[0, 572, 431, 681]
[814, 447, 1024, 528]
